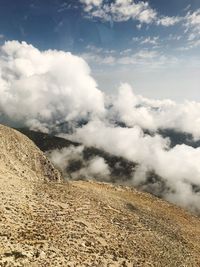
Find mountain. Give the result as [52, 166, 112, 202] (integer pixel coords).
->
[0, 124, 200, 266]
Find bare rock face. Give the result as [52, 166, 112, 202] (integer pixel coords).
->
[0, 125, 200, 266]
[0, 124, 61, 182]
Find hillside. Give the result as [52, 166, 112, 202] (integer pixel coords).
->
[0, 125, 200, 266]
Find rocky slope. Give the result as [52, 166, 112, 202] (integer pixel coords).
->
[0, 125, 200, 266]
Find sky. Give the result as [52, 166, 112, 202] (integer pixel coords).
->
[0, 0, 200, 100]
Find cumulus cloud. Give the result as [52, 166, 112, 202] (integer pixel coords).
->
[0, 41, 105, 131]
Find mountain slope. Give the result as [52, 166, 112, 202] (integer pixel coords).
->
[0, 125, 61, 182]
[0, 125, 200, 266]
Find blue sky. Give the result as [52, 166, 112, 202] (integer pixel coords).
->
[0, 0, 200, 100]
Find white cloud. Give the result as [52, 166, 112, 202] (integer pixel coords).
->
[80, 0, 103, 12]
[47, 146, 84, 173]
[179, 39, 200, 51]
[188, 33, 196, 41]
[80, 0, 103, 6]
[117, 50, 160, 65]
[141, 36, 159, 45]
[80, 0, 181, 27]
[184, 4, 191, 12]
[135, 50, 158, 59]
[112, 84, 155, 129]
[82, 51, 116, 65]
[80, 0, 157, 24]
[157, 16, 181, 26]
[48, 146, 110, 181]
[109, 0, 157, 23]
[136, 23, 142, 30]
[167, 34, 182, 41]
[87, 157, 110, 178]
[183, 9, 200, 48]
[109, 84, 200, 139]
[185, 9, 200, 29]
[0, 41, 105, 131]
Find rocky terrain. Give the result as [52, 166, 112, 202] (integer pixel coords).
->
[0, 124, 200, 266]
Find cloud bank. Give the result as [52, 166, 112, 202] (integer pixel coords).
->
[110, 83, 200, 139]
[73, 120, 200, 213]
[0, 41, 200, 214]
